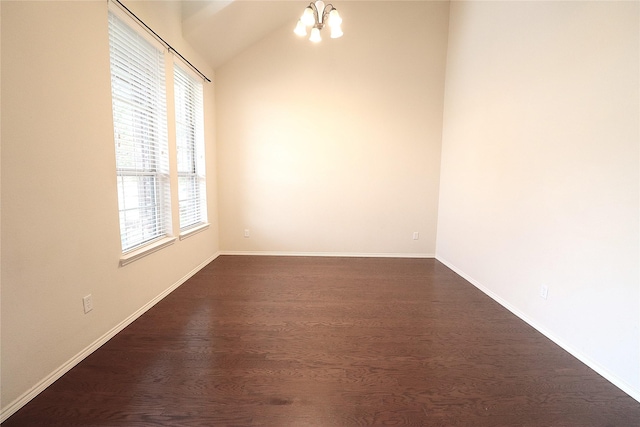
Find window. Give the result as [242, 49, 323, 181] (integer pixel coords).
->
[108, 10, 172, 253]
[174, 65, 207, 231]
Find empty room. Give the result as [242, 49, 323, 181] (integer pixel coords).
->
[1, 0, 639, 425]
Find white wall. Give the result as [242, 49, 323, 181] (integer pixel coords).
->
[215, 1, 450, 256]
[437, 1, 639, 399]
[0, 1, 218, 417]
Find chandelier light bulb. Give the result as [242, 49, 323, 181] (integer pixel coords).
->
[330, 25, 343, 39]
[328, 9, 342, 27]
[301, 7, 315, 26]
[309, 27, 322, 42]
[294, 20, 307, 36]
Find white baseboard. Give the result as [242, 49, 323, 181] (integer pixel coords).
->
[436, 255, 640, 404]
[219, 250, 435, 258]
[0, 252, 220, 423]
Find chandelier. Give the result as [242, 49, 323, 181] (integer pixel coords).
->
[294, 1, 343, 42]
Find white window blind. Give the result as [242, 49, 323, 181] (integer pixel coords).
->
[108, 11, 172, 252]
[174, 65, 207, 230]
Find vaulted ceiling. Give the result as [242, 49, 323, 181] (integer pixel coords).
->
[181, 0, 305, 69]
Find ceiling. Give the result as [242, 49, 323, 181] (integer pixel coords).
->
[181, 0, 305, 69]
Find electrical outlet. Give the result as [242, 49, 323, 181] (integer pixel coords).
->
[539, 285, 549, 300]
[83, 294, 94, 314]
[244, 229, 250, 238]
[412, 232, 419, 240]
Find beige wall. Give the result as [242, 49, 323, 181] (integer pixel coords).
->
[215, 1, 449, 256]
[437, 1, 639, 399]
[1, 1, 219, 415]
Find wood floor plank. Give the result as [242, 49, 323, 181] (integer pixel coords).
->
[4, 256, 640, 426]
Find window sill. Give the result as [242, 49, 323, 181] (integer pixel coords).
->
[119, 236, 177, 267]
[179, 223, 210, 240]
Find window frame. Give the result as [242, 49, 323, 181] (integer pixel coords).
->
[108, 5, 176, 263]
[173, 62, 209, 238]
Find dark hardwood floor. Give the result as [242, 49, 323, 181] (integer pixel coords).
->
[4, 256, 640, 426]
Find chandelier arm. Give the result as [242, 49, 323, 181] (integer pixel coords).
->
[322, 4, 336, 24]
[308, 2, 320, 26]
